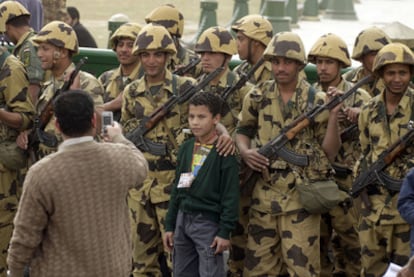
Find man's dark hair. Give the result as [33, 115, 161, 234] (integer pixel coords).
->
[189, 91, 222, 117]
[53, 90, 94, 137]
[7, 15, 30, 28]
[66, 6, 80, 20]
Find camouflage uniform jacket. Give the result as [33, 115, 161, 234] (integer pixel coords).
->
[98, 62, 144, 103]
[36, 64, 104, 158]
[313, 78, 371, 189]
[0, 52, 34, 160]
[121, 69, 196, 164]
[343, 66, 385, 97]
[356, 86, 414, 224]
[199, 67, 252, 135]
[12, 30, 44, 85]
[233, 59, 273, 86]
[237, 78, 333, 214]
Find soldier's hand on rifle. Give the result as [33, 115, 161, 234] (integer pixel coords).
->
[326, 86, 344, 114]
[16, 130, 29, 150]
[240, 148, 269, 172]
[343, 107, 361, 124]
[102, 121, 122, 142]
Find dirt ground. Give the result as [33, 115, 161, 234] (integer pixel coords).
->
[66, 0, 262, 48]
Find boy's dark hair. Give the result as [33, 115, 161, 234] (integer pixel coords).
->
[67, 6, 80, 20]
[53, 90, 94, 137]
[189, 92, 223, 117]
[7, 15, 30, 28]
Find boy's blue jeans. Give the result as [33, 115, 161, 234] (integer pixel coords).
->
[172, 211, 225, 277]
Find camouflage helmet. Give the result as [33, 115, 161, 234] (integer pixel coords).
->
[110, 22, 142, 51]
[0, 0, 30, 33]
[372, 42, 414, 75]
[194, 26, 237, 56]
[263, 32, 306, 65]
[145, 4, 184, 38]
[132, 23, 176, 55]
[352, 26, 392, 61]
[33, 21, 79, 54]
[231, 14, 273, 46]
[308, 33, 351, 67]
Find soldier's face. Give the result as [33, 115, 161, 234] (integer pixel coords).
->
[139, 50, 167, 81]
[37, 42, 60, 70]
[382, 63, 412, 95]
[270, 56, 301, 85]
[315, 57, 341, 86]
[188, 104, 219, 144]
[116, 38, 138, 66]
[361, 51, 378, 73]
[200, 52, 227, 73]
[236, 32, 249, 60]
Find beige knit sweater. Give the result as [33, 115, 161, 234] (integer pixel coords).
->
[7, 135, 148, 277]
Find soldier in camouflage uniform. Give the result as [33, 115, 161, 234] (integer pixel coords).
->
[120, 23, 196, 277]
[343, 26, 392, 97]
[99, 22, 143, 121]
[308, 33, 371, 277]
[16, 21, 103, 161]
[194, 26, 251, 136]
[231, 14, 273, 86]
[0, 47, 34, 277]
[145, 4, 201, 77]
[0, 1, 45, 105]
[236, 32, 342, 277]
[355, 43, 414, 276]
[41, 0, 66, 25]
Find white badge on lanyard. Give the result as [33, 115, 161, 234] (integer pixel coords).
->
[177, 172, 195, 188]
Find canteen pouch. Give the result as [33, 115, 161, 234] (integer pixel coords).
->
[0, 140, 27, 170]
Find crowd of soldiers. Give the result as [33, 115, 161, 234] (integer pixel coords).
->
[0, 1, 414, 277]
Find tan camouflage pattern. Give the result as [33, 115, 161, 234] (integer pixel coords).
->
[0, 51, 33, 277]
[233, 60, 273, 86]
[145, 4, 184, 38]
[343, 66, 386, 97]
[231, 14, 273, 46]
[41, 0, 66, 25]
[109, 22, 142, 51]
[355, 87, 414, 275]
[372, 42, 414, 75]
[0, 1, 30, 33]
[237, 78, 333, 276]
[120, 69, 195, 275]
[32, 21, 79, 54]
[352, 26, 392, 61]
[36, 64, 104, 159]
[263, 31, 307, 65]
[13, 31, 45, 84]
[198, 67, 251, 135]
[308, 33, 351, 67]
[169, 43, 202, 77]
[314, 79, 370, 276]
[133, 23, 176, 56]
[195, 26, 237, 56]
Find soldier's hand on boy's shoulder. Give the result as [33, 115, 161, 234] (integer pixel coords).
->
[163, 231, 174, 252]
[210, 236, 230, 255]
[216, 134, 235, 157]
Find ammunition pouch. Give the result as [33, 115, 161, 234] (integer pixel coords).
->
[0, 140, 27, 170]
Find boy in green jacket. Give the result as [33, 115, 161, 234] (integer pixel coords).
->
[163, 92, 239, 276]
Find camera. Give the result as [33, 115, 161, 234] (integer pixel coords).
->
[101, 111, 113, 133]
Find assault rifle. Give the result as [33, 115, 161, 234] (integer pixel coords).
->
[221, 57, 265, 101]
[350, 121, 414, 198]
[340, 123, 358, 142]
[240, 74, 373, 194]
[173, 57, 201, 76]
[28, 57, 88, 160]
[125, 66, 224, 156]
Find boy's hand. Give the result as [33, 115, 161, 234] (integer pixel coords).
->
[163, 231, 174, 252]
[210, 236, 230, 255]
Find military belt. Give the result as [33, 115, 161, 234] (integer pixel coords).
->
[148, 159, 175, 171]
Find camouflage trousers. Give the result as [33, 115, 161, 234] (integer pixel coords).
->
[0, 165, 22, 277]
[244, 209, 321, 277]
[320, 202, 361, 277]
[359, 218, 410, 277]
[128, 190, 170, 277]
[228, 194, 250, 277]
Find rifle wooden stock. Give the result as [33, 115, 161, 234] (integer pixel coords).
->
[240, 75, 374, 194]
